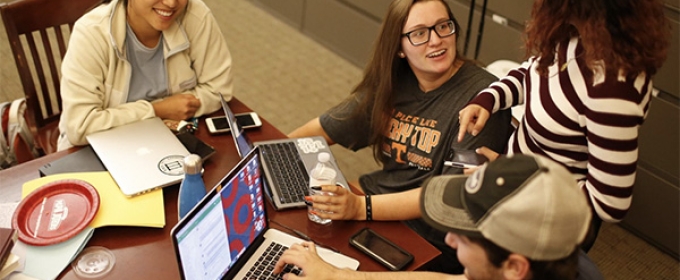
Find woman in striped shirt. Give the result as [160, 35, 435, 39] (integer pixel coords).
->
[457, 0, 670, 251]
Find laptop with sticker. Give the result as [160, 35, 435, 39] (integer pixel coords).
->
[219, 96, 350, 210]
[86, 117, 189, 196]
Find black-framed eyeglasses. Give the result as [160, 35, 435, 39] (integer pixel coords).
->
[402, 20, 456, 46]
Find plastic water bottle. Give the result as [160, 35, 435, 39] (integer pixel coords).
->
[307, 152, 336, 225]
[178, 154, 207, 219]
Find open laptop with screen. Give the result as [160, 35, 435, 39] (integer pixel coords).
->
[219, 96, 350, 210]
[171, 146, 359, 280]
[87, 117, 189, 196]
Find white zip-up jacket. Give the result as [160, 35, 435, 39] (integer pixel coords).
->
[58, 0, 233, 150]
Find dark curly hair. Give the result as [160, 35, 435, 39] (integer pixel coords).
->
[525, 0, 670, 77]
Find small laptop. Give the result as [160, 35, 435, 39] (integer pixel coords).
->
[171, 146, 359, 279]
[219, 96, 350, 210]
[86, 117, 190, 196]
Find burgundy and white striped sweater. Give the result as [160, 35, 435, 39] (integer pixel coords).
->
[470, 37, 653, 222]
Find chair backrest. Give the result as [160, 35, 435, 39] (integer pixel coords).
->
[0, 0, 101, 130]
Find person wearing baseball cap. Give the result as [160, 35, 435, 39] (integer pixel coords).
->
[272, 154, 603, 279]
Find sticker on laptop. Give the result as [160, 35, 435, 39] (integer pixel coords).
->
[296, 138, 327, 154]
[158, 155, 185, 176]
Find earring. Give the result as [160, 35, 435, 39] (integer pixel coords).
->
[398, 52, 405, 58]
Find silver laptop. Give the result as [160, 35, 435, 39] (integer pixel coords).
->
[87, 117, 189, 196]
[171, 147, 359, 279]
[219, 96, 350, 210]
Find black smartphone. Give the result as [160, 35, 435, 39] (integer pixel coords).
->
[176, 132, 216, 160]
[349, 227, 413, 271]
[444, 149, 488, 168]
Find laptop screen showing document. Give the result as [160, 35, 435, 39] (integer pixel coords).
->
[173, 147, 268, 279]
[171, 147, 359, 280]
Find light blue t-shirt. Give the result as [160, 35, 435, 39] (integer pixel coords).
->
[125, 23, 168, 102]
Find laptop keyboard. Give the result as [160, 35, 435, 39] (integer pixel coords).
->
[242, 242, 301, 280]
[260, 142, 310, 205]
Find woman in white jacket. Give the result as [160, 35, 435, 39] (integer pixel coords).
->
[58, 0, 233, 151]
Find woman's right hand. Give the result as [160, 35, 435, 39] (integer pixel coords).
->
[457, 104, 490, 143]
[305, 185, 364, 221]
[273, 242, 342, 279]
[462, 146, 500, 175]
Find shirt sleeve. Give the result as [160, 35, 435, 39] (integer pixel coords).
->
[319, 94, 372, 151]
[469, 59, 533, 113]
[580, 73, 653, 222]
[60, 21, 158, 147]
[183, 3, 234, 116]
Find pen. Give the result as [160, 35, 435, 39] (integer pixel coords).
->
[291, 228, 312, 242]
[443, 161, 478, 169]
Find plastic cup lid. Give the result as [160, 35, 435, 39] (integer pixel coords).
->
[12, 179, 100, 246]
[72, 246, 116, 278]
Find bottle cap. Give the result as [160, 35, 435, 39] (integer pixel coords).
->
[72, 246, 116, 279]
[183, 154, 203, 175]
[317, 152, 330, 163]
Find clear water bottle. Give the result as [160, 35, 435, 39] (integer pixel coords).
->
[307, 152, 336, 225]
[178, 154, 207, 219]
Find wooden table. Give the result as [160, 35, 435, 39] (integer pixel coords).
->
[0, 98, 440, 279]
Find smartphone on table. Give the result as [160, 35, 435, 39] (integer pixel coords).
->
[349, 227, 414, 271]
[205, 112, 262, 134]
[444, 150, 489, 169]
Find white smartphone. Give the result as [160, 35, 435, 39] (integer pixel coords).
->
[205, 112, 262, 134]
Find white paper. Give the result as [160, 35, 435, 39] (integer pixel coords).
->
[0, 202, 19, 229]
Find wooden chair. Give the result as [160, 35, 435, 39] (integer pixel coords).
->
[0, 0, 100, 155]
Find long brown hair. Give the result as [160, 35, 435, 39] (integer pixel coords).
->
[344, 0, 462, 164]
[525, 0, 670, 77]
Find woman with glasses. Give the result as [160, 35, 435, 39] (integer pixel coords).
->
[457, 0, 670, 252]
[57, 0, 233, 151]
[289, 0, 511, 273]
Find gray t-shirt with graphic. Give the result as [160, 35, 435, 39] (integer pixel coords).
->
[320, 62, 511, 194]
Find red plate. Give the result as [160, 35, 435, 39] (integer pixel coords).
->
[12, 179, 100, 246]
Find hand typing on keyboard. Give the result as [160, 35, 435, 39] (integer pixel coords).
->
[272, 241, 344, 279]
[243, 243, 302, 280]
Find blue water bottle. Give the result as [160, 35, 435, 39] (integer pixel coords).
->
[178, 154, 207, 219]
